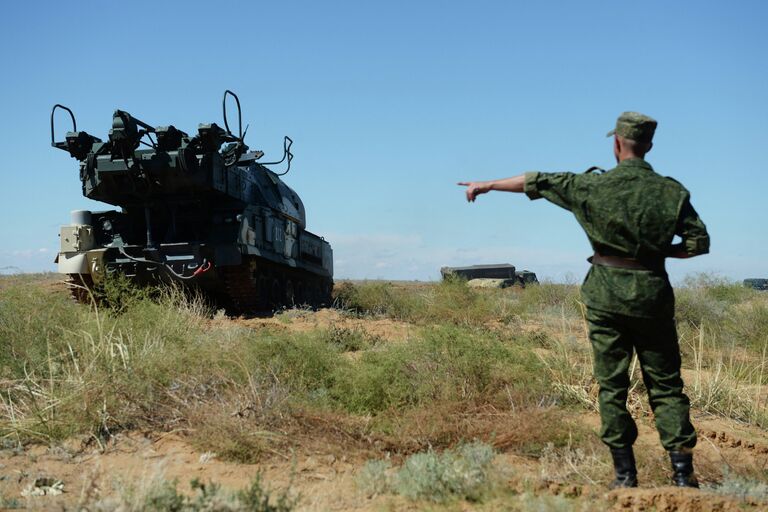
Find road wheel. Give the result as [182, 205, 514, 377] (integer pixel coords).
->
[270, 278, 282, 309]
[66, 273, 95, 304]
[285, 280, 295, 306]
[294, 281, 305, 307]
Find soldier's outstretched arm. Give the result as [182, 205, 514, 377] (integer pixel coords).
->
[458, 174, 526, 202]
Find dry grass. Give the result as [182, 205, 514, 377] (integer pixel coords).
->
[74, 465, 297, 511]
[1, 273, 768, 507]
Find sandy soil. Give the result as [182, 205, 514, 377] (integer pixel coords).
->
[234, 308, 417, 344]
[2, 414, 765, 511]
[1, 281, 766, 510]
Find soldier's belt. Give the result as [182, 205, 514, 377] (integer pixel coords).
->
[589, 253, 664, 272]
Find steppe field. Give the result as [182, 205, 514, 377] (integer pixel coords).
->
[1, 274, 767, 511]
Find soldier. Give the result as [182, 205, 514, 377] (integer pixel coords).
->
[458, 112, 709, 488]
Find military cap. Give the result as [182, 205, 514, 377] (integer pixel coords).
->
[606, 111, 657, 142]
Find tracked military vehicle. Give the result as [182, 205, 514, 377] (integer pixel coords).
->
[52, 91, 333, 312]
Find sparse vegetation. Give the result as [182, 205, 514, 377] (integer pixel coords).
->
[1, 273, 767, 509]
[395, 441, 499, 502]
[79, 473, 296, 511]
[358, 441, 501, 503]
[0, 490, 21, 510]
[539, 441, 608, 485]
[715, 469, 768, 502]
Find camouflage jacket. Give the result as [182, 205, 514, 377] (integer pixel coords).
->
[524, 158, 709, 318]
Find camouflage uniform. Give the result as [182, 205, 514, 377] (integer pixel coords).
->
[522, 119, 709, 451]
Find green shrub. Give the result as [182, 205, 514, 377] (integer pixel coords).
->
[333, 280, 518, 326]
[393, 442, 498, 503]
[333, 281, 419, 319]
[682, 273, 754, 303]
[715, 469, 768, 503]
[358, 442, 500, 503]
[724, 300, 768, 353]
[235, 474, 298, 511]
[515, 282, 582, 317]
[0, 490, 21, 510]
[0, 281, 84, 379]
[420, 278, 513, 326]
[249, 332, 346, 394]
[356, 459, 393, 497]
[94, 273, 158, 314]
[515, 492, 591, 512]
[321, 325, 378, 352]
[676, 273, 757, 328]
[675, 287, 730, 328]
[84, 474, 296, 511]
[331, 325, 550, 414]
[143, 479, 186, 511]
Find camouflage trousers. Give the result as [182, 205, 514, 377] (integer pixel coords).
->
[585, 307, 697, 451]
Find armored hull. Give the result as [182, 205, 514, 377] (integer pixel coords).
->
[53, 92, 333, 312]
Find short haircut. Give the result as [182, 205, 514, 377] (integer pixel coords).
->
[619, 136, 652, 156]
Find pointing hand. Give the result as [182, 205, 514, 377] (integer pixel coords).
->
[457, 181, 491, 202]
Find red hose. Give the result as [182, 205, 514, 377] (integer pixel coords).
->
[192, 260, 212, 277]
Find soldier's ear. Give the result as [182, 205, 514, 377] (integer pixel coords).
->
[647, 141, 653, 154]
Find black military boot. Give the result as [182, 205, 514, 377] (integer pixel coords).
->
[609, 447, 638, 489]
[669, 451, 699, 488]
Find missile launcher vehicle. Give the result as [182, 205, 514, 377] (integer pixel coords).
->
[52, 91, 333, 312]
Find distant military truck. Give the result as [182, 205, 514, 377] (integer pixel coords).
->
[516, 270, 539, 286]
[743, 278, 768, 291]
[440, 264, 538, 288]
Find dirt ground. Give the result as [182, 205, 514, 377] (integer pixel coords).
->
[2, 413, 766, 511]
[1, 282, 767, 510]
[234, 308, 417, 344]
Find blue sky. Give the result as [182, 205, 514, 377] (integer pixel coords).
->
[1, 1, 766, 282]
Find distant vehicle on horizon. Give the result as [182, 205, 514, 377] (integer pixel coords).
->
[440, 264, 538, 287]
[743, 278, 768, 291]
